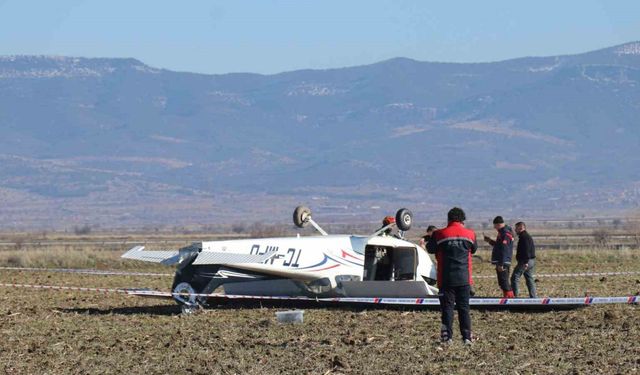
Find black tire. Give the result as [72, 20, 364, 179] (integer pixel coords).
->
[293, 206, 312, 228]
[395, 208, 413, 231]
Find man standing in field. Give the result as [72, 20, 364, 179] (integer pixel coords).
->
[511, 221, 537, 297]
[483, 216, 515, 298]
[427, 207, 477, 345]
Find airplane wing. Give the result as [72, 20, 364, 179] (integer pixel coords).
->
[220, 263, 335, 281]
[190, 251, 275, 265]
[121, 246, 277, 266]
[121, 246, 181, 265]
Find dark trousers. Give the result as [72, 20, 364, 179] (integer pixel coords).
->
[511, 259, 537, 297]
[438, 285, 472, 341]
[496, 265, 512, 291]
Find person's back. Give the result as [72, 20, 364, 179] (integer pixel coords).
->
[426, 207, 477, 344]
[431, 222, 476, 288]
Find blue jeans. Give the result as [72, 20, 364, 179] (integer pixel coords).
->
[510, 259, 537, 298]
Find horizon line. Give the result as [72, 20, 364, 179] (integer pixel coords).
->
[0, 40, 638, 77]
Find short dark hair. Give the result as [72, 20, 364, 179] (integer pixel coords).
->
[447, 207, 466, 223]
[493, 216, 504, 224]
[426, 225, 437, 232]
[515, 221, 526, 228]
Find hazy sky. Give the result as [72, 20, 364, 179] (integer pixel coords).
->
[0, 0, 638, 74]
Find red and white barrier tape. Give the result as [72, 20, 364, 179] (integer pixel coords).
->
[0, 282, 129, 294]
[0, 267, 172, 277]
[0, 282, 637, 306]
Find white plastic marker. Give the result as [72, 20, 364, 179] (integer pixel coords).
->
[0, 282, 637, 307]
[2, 267, 639, 279]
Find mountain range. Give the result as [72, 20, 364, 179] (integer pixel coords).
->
[1, 42, 639, 229]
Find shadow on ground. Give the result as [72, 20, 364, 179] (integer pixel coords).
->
[59, 298, 587, 316]
[60, 304, 182, 316]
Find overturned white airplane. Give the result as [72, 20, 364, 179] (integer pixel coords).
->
[122, 207, 438, 307]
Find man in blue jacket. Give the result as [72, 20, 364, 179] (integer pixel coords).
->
[483, 216, 515, 298]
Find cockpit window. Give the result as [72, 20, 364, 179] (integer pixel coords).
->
[349, 236, 368, 255]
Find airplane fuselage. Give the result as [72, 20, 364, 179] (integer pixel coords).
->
[168, 235, 438, 303]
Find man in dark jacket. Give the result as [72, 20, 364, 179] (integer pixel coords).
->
[483, 216, 515, 298]
[419, 225, 437, 249]
[427, 207, 477, 345]
[511, 222, 537, 297]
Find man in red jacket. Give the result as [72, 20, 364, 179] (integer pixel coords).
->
[427, 207, 477, 345]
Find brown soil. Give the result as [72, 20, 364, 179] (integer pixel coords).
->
[0, 247, 638, 374]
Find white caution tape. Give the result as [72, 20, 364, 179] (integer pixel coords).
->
[0, 267, 172, 277]
[3, 267, 639, 279]
[0, 282, 637, 306]
[0, 282, 130, 294]
[117, 291, 640, 306]
[474, 271, 640, 279]
[204, 294, 639, 306]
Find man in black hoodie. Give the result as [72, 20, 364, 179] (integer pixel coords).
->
[483, 216, 515, 298]
[511, 222, 537, 298]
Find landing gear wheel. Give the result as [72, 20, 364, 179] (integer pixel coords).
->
[173, 282, 199, 314]
[395, 208, 413, 231]
[293, 206, 312, 228]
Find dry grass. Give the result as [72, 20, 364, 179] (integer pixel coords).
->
[0, 247, 164, 271]
[0, 236, 638, 374]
